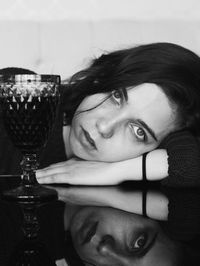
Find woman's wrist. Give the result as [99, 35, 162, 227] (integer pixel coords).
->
[146, 149, 168, 180]
[110, 149, 168, 183]
[111, 156, 143, 182]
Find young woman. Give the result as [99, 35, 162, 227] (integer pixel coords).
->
[36, 42, 200, 187]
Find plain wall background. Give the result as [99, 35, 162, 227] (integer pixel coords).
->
[0, 0, 199, 80]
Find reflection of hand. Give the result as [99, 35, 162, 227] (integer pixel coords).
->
[47, 186, 169, 220]
[36, 158, 126, 185]
[49, 186, 120, 206]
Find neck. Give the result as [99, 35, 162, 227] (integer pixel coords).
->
[62, 125, 73, 159]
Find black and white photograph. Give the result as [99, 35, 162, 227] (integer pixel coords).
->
[0, 0, 200, 265]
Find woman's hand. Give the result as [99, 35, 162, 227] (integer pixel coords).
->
[36, 158, 128, 185]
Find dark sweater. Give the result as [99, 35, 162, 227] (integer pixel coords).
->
[160, 131, 200, 187]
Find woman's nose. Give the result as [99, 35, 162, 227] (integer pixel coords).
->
[97, 235, 128, 265]
[97, 235, 117, 256]
[96, 116, 118, 138]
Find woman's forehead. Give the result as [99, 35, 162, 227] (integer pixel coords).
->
[127, 83, 169, 104]
[126, 83, 177, 136]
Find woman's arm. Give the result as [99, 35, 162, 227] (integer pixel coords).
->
[36, 149, 168, 185]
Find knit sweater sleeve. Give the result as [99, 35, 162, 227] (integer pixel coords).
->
[160, 130, 200, 187]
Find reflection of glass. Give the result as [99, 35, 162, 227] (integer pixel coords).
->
[0, 74, 60, 202]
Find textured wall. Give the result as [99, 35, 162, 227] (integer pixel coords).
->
[0, 0, 199, 80]
[0, 0, 200, 21]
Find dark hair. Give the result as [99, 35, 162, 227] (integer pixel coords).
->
[62, 42, 200, 135]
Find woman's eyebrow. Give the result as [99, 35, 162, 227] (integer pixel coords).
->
[137, 119, 158, 141]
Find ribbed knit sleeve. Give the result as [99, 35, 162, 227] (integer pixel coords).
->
[160, 131, 200, 187]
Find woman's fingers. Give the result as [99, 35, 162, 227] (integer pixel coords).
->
[37, 163, 67, 178]
[36, 159, 124, 186]
[37, 173, 69, 184]
[37, 159, 80, 178]
[37, 172, 91, 185]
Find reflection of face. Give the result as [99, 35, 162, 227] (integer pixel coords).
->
[69, 207, 178, 266]
[64, 83, 177, 162]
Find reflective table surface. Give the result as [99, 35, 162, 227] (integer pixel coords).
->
[0, 176, 200, 266]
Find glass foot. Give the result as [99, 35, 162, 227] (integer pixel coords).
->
[2, 184, 57, 203]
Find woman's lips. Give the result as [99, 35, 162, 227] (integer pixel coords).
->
[81, 126, 97, 150]
[80, 220, 99, 245]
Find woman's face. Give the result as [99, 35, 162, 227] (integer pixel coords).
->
[69, 207, 178, 266]
[64, 83, 177, 161]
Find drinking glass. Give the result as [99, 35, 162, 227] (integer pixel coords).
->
[0, 74, 60, 203]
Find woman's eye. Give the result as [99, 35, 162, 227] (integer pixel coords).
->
[131, 233, 147, 251]
[129, 124, 146, 141]
[111, 89, 125, 105]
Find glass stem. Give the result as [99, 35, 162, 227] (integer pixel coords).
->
[20, 154, 39, 186]
[21, 204, 40, 240]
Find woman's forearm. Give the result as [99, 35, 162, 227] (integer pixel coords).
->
[113, 149, 168, 182]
